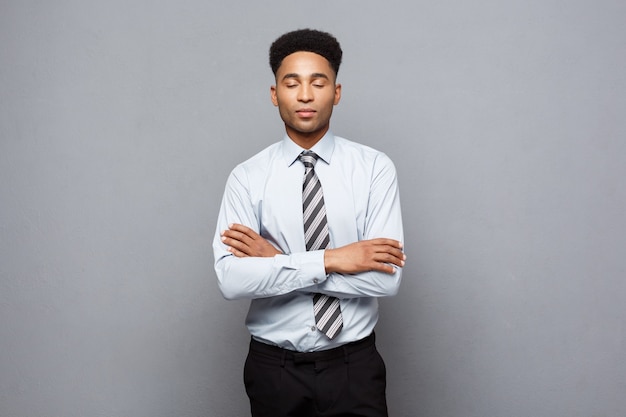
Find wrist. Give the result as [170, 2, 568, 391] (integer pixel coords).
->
[324, 248, 341, 274]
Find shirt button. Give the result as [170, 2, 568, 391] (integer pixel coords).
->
[313, 278, 319, 284]
[310, 326, 317, 332]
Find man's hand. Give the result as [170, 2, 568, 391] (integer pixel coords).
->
[324, 239, 406, 275]
[221, 223, 282, 258]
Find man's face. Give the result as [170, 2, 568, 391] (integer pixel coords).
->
[271, 51, 341, 147]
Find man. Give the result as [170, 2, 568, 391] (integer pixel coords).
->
[213, 28, 405, 417]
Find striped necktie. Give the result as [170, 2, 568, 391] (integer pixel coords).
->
[299, 151, 343, 339]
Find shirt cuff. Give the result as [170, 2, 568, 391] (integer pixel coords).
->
[289, 250, 327, 286]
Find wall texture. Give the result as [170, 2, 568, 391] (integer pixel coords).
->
[1, 1, 625, 416]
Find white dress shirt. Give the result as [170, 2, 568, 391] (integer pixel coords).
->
[213, 132, 404, 352]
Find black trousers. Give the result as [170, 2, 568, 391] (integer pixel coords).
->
[243, 333, 388, 417]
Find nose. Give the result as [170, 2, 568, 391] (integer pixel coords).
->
[297, 84, 313, 102]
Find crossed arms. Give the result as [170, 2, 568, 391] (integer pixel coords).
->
[221, 223, 405, 275]
[213, 148, 405, 300]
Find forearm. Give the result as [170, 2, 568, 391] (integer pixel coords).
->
[305, 236, 405, 299]
[214, 245, 327, 300]
[302, 267, 403, 299]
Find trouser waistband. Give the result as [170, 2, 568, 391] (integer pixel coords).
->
[249, 333, 375, 364]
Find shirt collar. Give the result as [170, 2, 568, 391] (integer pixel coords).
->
[282, 131, 336, 167]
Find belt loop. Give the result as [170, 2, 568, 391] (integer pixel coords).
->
[280, 350, 286, 368]
[343, 345, 349, 364]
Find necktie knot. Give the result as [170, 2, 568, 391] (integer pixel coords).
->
[298, 151, 319, 169]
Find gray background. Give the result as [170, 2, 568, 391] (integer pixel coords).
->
[1, 0, 625, 416]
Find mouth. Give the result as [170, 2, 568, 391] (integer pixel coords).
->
[296, 109, 316, 118]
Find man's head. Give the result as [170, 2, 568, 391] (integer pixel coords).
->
[269, 29, 343, 148]
[269, 29, 343, 79]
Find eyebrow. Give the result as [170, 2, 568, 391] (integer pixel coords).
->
[281, 72, 330, 81]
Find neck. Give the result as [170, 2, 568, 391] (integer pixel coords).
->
[285, 126, 329, 149]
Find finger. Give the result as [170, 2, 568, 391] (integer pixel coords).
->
[227, 246, 249, 258]
[223, 229, 253, 246]
[230, 239, 254, 256]
[222, 235, 253, 255]
[371, 261, 397, 274]
[228, 223, 249, 232]
[373, 245, 405, 260]
[375, 244, 406, 262]
[375, 252, 405, 268]
[228, 223, 259, 240]
[370, 238, 404, 250]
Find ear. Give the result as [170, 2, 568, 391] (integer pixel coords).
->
[334, 83, 342, 105]
[270, 85, 278, 106]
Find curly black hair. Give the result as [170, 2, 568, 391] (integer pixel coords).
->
[269, 29, 342, 77]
